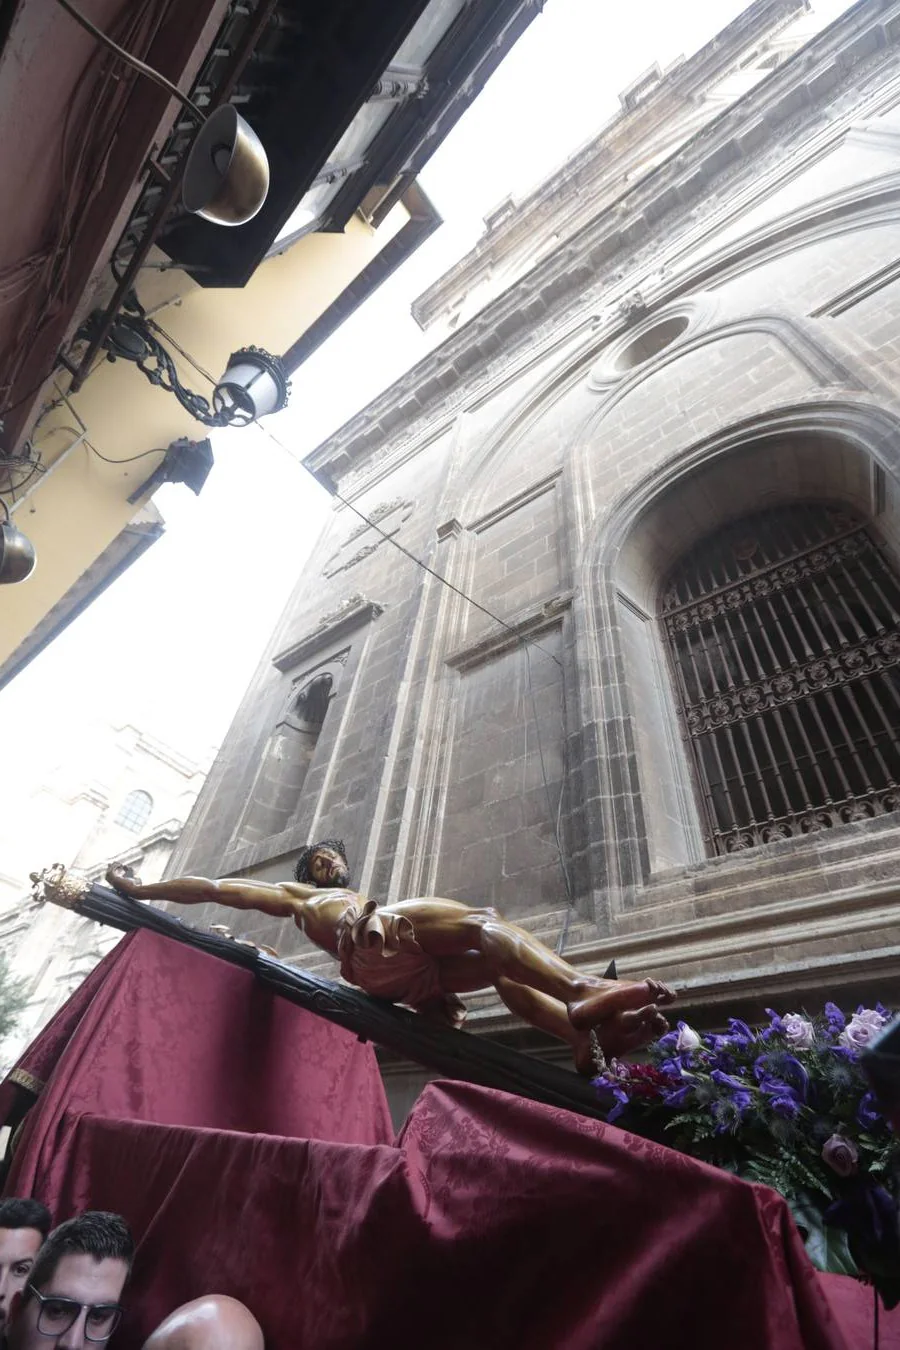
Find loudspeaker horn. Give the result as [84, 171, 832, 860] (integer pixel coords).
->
[182, 104, 270, 227]
[0, 508, 36, 584]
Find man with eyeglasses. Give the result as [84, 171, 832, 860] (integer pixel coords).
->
[3, 1212, 132, 1350]
[0, 1200, 52, 1336]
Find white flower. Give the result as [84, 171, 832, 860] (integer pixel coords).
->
[840, 1008, 888, 1053]
[781, 1013, 815, 1050]
[675, 1022, 702, 1053]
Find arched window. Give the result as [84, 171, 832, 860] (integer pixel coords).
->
[661, 503, 900, 854]
[114, 789, 153, 834]
[236, 673, 334, 846]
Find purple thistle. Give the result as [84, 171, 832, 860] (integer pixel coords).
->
[712, 1090, 753, 1134]
[768, 1094, 801, 1118]
[824, 1002, 847, 1032]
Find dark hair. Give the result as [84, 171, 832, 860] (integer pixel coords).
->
[27, 1212, 134, 1298]
[0, 1198, 51, 1241]
[293, 839, 348, 885]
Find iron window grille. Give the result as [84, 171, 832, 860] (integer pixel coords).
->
[660, 503, 900, 854]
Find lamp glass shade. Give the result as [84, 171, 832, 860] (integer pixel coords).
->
[182, 104, 270, 227]
[213, 349, 289, 425]
[0, 521, 36, 583]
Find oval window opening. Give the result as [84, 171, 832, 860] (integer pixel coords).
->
[616, 314, 690, 371]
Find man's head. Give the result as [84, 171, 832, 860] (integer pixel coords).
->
[0, 1200, 51, 1332]
[293, 839, 350, 889]
[6, 1211, 133, 1350]
[142, 1295, 263, 1350]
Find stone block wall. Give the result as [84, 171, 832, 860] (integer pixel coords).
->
[168, 8, 900, 1094]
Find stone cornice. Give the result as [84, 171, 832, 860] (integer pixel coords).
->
[445, 590, 573, 673]
[303, 0, 900, 494]
[272, 595, 384, 672]
[411, 0, 808, 330]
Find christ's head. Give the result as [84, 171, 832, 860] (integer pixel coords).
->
[293, 840, 350, 890]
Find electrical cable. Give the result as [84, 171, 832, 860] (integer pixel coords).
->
[84, 438, 166, 466]
[148, 320, 219, 386]
[522, 641, 576, 915]
[0, 0, 166, 417]
[258, 422, 577, 919]
[263, 423, 564, 669]
[52, 0, 204, 121]
[135, 325, 579, 919]
[0, 369, 64, 423]
[152, 320, 568, 668]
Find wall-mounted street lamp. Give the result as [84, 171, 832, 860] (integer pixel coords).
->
[212, 346, 291, 425]
[50, 1, 287, 428]
[79, 305, 291, 429]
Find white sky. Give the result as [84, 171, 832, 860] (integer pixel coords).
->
[0, 0, 850, 774]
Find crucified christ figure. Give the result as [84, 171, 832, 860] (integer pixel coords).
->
[107, 839, 674, 1075]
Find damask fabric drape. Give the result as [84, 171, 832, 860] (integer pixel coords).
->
[0, 930, 871, 1349]
[0, 929, 394, 1150]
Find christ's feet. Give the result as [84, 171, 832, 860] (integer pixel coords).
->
[567, 977, 674, 1032]
[572, 1004, 671, 1076]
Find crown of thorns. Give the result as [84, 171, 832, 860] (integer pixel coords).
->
[293, 839, 348, 884]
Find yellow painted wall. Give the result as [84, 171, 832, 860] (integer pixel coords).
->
[1, 209, 406, 666]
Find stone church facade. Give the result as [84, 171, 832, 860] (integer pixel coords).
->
[170, 0, 900, 1110]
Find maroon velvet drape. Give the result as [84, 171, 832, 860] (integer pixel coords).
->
[15, 1084, 856, 1350]
[2, 929, 393, 1158]
[0, 929, 875, 1349]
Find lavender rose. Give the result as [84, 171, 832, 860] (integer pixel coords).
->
[840, 1008, 888, 1053]
[675, 1022, 702, 1053]
[781, 1013, 815, 1050]
[822, 1135, 859, 1178]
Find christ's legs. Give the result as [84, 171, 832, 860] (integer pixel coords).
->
[394, 899, 673, 1029]
[442, 966, 669, 1074]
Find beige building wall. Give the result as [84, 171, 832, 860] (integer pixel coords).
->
[1, 207, 408, 672]
[0, 720, 213, 1070]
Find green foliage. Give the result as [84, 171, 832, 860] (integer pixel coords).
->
[789, 1192, 859, 1280]
[0, 953, 28, 1043]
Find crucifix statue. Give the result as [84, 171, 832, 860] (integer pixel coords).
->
[107, 840, 674, 1075]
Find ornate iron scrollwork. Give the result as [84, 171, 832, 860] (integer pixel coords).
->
[661, 504, 900, 856]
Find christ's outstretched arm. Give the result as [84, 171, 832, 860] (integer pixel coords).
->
[106, 866, 315, 921]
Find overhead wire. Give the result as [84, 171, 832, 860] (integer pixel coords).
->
[136, 326, 579, 925]
[259, 421, 577, 920]
[52, 0, 205, 121]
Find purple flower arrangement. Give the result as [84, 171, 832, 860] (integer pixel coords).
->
[593, 1004, 900, 1304]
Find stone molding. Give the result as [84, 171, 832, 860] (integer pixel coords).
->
[411, 0, 807, 329]
[445, 592, 573, 673]
[272, 596, 384, 673]
[467, 469, 561, 533]
[302, 3, 900, 493]
[572, 398, 900, 911]
[321, 499, 414, 577]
